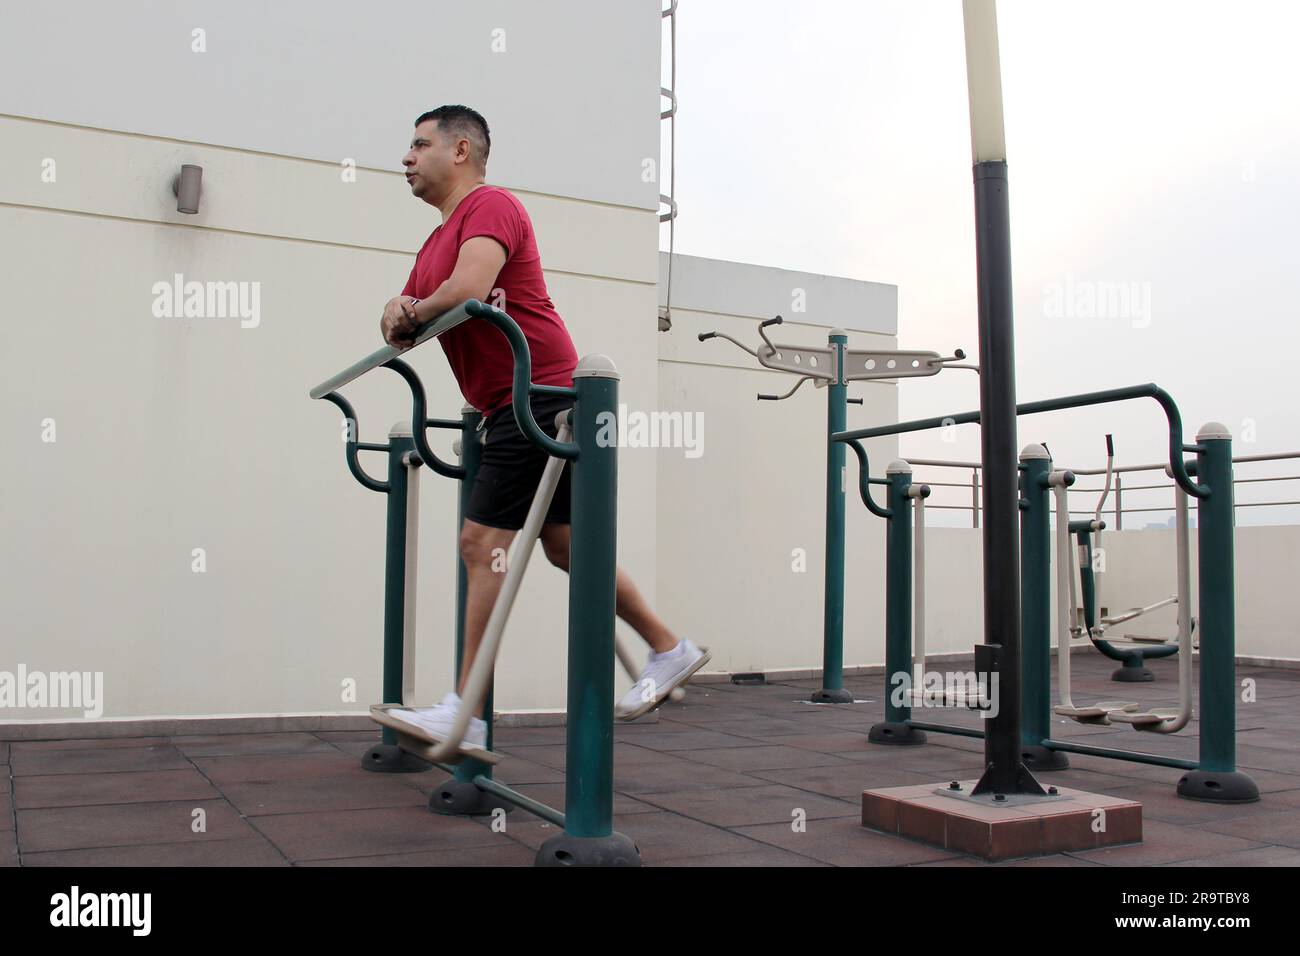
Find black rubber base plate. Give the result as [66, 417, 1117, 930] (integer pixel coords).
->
[1111, 664, 1154, 682]
[1022, 744, 1071, 771]
[811, 687, 855, 704]
[535, 831, 641, 867]
[1177, 769, 1260, 804]
[868, 721, 928, 746]
[361, 743, 433, 774]
[427, 778, 515, 817]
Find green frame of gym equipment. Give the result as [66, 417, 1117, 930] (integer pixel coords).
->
[835, 382, 1260, 803]
[310, 298, 642, 865]
[697, 316, 969, 704]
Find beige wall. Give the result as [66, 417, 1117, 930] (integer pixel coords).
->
[0, 115, 659, 721]
[1090, 526, 1299, 663]
[654, 254, 901, 676]
[0, 0, 662, 208]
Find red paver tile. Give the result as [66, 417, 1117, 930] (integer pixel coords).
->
[248, 805, 505, 862]
[613, 761, 765, 795]
[998, 853, 1106, 867]
[15, 769, 219, 809]
[754, 764, 936, 800]
[1163, 845, 1300, 867]
[1070, 818, 1265, 865]
[635, 784, 858, 828]
[171, 732, 337, 757]
[18, 799, 255, 853]
[421, 780, 653, 818]
[761, 732, 881, 754]
[736, 814, 958, 866]
[191, 751, 363, 784]
[10, 745, 191, 777]
[313, 731, 383, 743]
[221, 774, 429, 816]
[606, 729, 765, 751]
[297, 843, 538, 866]
[9, 737, 171, 753]
[662, 848, 830, 867]
[617, 811, 787, 864]
[22, 835, 289, 866]
[1193, 808, 1300, 848]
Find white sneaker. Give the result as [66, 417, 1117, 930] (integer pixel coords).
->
[391, 692, 488, 750]
[616, 640, 710, 721]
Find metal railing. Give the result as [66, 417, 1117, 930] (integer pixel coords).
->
[905, 450, 1300, 529]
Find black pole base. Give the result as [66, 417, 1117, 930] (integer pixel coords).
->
[1021, 744, 1070, 772]
[971, 760, 1047, 797]
[811, 687, 855, 704]
[868, 721, 927, 746]
[361, 743, 432, 773]
[1177, 769, 1260, 804]
[535, 831, 641, 867]
[426, 778, 514, 817]
[1111, 662, 1154, 683]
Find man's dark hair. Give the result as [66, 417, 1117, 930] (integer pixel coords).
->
[415, 105, 491, 168]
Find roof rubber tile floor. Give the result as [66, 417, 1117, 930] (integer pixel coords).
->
[3, 654, 1297, 866]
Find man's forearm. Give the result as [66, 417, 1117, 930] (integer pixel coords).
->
[407, 279, 476, 328]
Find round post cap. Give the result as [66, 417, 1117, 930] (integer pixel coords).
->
[1019, 443, 1050, 461]
[1196, 421, 1232, 441]
[572, 354, 621, 380]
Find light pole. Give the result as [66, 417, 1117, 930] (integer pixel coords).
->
[962, 0, 1043, 796]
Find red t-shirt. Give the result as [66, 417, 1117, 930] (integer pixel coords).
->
[401, 185, 579, 414]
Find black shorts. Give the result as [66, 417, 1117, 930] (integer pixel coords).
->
[465, 394, 574, 531]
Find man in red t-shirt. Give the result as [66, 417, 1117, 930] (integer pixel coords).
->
[379, 106, 707, 752]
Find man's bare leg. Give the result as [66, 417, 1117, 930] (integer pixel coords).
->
[458, 519, 518, 716]
[538, 523, 677, 654]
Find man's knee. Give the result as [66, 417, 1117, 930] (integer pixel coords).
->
[541, 529, 570, 570]
[460, 523, 508, 571]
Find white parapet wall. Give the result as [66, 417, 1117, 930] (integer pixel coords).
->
[884, 523, 1300, 665]
[0, 0, 665, 726]
[654, 253, 901, 676]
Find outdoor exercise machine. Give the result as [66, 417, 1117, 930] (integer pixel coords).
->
[1068, 435, 1184, 682]
[836, 385, 1259, 802]
[310, 297, 643, 865]
[698, 315, 969, 703]
[1051, 455, 1192, 732]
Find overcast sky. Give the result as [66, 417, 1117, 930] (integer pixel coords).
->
[660, 0, 1300, 525]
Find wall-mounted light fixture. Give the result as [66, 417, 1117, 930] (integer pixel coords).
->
[171, 164, 203, 214]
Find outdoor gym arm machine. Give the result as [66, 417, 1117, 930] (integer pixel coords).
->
[699, 314, 968, 703]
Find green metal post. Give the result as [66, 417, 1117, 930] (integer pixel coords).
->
[537, 355, 640, 865]
[815, 331, 853, 703]
[360, 422, 429, 773]
[869, 461, 925, 745]
[1019, 446, 1067, 770]
[1179, 423, 1258, 802]
[380, 427, 416, 744]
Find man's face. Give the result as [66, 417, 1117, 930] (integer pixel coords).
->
[403, 120, 458, 203]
